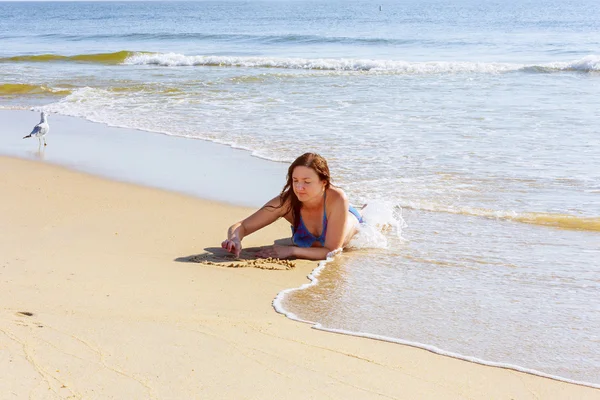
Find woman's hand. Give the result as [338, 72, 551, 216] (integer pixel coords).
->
[256, 245, 295, 259]
[221, 238, 242, 258]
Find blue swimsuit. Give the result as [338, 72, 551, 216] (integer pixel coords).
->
[291, 194, 363, 248]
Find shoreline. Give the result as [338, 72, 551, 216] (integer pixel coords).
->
[275, 253, 600, 390]
[2, 155, 599, 398]
[2, 109, 598, 388]
[1, 109, 599, 397]
[0, 108, 287, 208]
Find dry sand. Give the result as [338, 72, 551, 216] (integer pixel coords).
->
[1, 156, 598, 399]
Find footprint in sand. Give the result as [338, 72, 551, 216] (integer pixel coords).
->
[17, 311, 34, 317]
[14, 311, 44, 328]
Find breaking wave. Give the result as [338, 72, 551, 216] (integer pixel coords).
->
[2, 50, 599, 74]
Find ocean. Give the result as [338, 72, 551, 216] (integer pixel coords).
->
[1, 0, 599, 387]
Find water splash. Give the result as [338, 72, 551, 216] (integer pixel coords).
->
[348, 200, 407, 249]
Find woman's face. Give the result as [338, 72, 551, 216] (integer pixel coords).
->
[292, 166, 325, 202]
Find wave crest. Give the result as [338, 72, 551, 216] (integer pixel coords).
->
[124, 53, 600, 74]
[0, 83, 72, 96]
[405, 203, 600, 231]
[124, 52, 522, 73]
[0, 51, 136, 65]
[2, 50, 599, 73]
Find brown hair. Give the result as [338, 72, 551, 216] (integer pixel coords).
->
[269, 152, 332, 229]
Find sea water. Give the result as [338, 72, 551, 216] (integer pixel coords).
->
[1, 0, 599, 387]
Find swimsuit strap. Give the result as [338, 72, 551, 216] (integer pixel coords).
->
[322, 191, 327, 223]
[318, 191, 328, 241]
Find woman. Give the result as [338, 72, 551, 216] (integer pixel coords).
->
[221, 153, 363, 260]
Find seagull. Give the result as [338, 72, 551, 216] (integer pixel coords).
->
[23, 112, 49, 146]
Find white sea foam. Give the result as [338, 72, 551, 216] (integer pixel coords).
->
[124, 52, 600, 73]
[124, 52, 519, 73]
[547, 55, 600, 72]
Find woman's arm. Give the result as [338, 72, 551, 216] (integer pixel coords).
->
[289, 246, 332, 260]
[222, 196, 287, 257]
[256, 242, 333, 260]
[322, 188, 350, 253]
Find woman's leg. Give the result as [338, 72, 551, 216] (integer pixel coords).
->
[342, 210, 362, 246]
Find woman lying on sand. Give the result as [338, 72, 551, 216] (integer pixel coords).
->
[222, 152, 363, 260]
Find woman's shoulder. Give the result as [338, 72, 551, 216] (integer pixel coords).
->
[325, 187, 349, 208]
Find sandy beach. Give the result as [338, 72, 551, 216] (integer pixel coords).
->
[1, 135, 599, 398]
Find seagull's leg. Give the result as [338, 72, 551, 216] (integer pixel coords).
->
[43, 136, 47, 146]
